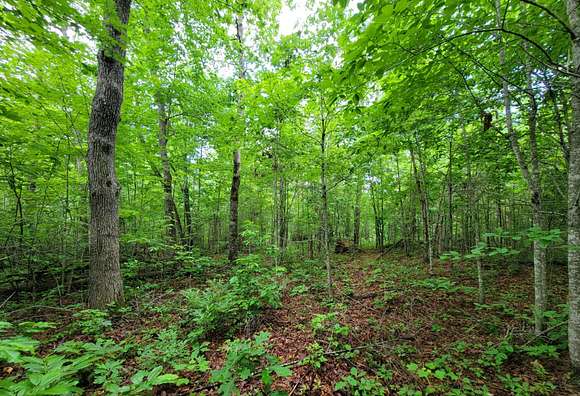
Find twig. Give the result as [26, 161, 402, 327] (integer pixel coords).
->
[522, 321, 567, 346]
[289, 380, 301, 396]
[0, 292, 16, 309]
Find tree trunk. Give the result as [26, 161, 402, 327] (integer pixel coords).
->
[87, 0, 131, 308]
[353, 176, 362, 248]
[410, 142, 433, 274]
[566, 0, 580, 379]
[156, 93, 182, 243]
[447, 135, 453, 251]
[496, 0, 545, 334]
[395, 154, 409, 255]
[182, 174, 193, 247]
[320, 101, 332, 298]
[228, 9, 245, 263]
[228, 150, 241, 262]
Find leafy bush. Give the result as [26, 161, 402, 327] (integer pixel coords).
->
[210, 332, 292, 395]
[289, 284, 309, 296]
[71, 309, 112, 336]
[335, 367, 385, 395]
[478, 341, 513, 369]
[0, 321, 186, 395]
[301, 342, 327, 369]
[521, 344, 559, 359]
[137, 326, 209, 372]
[183, 254, 285, 340]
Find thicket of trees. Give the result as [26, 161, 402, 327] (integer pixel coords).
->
[1, 0, 580, 382]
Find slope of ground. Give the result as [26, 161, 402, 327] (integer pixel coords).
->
[0, 251, 574, 395]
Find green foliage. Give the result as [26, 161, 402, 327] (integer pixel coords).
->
[183, 254, 284, 340]
[406, 354, 459, 382]
[521, 344, 559, 359]
[210, 332, 291, 396]
[478, 341, 514, 369]
[301, 342, 327, 369]
[393, 342, 417, 358]
[499, 374, 555, 396]
[413, 277, 473, 294]
[137, 326, 210, 372]
[335, 367, 385, 395]
[71, 309, 112, 336]
[289, 284, 309, 296]
[0, 321, 186, 395]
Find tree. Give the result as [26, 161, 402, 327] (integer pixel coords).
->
[566, 0, 580, 380]
[87, 0, 132, 308]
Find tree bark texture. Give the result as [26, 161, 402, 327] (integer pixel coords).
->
[566, 0, 580, 378]
[87, 0, 131, 308]
[228, 150, 241, 262]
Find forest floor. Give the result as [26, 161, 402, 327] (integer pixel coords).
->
[2, 251, 577, 395]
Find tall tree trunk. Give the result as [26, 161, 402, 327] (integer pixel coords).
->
[182, 174, 193, 247]
[496, 0, 546, 334]
[156, 93, 182, 243]
[228, 150, 241, 262]
[410, 142, 433, 274]
[228, 9, 246, 262]
[395, 154, 409, 255]
[353, 176, 362, 248]
[320, 101, 332, 298]
[87, 0, 131, 308]
[279, 174, 288, 251]
[566, 0, 580, 379]
[447, 135, 453, 250]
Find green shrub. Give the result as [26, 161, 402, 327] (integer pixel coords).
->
[71, 309, 112, 336]
[137, 326, 209, 372]
[0, 321, 186, 395]
[335, 367, 385, 396]
[183, 254, 284, 340]
[210, 332, 292, 395]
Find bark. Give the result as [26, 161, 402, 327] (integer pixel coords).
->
[182, 174, 193, 247]
[544, 74, 570, 165]
[447, 136, 453, 250]
[566, 0, 580, 379]
[496, 0, 546, 334]
[156, 93, 182, 243]
[87, 0, 131, 308]
[353, 176, 362, 248]
[395, 154, 409, 255]
[410, 141, 433, 274]
[320, 100, 332, 298]
[278, 174, 288, 251]
[228, 150, 241, 262]
[228, 9, 245, 262]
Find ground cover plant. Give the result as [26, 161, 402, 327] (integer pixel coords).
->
[1, 0, 580, 394]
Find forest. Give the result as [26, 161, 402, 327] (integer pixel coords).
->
[0, 0, 579, 394]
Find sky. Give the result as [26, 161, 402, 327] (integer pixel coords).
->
[278, 0, 310, 36]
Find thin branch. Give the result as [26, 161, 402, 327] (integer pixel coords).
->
[519, 0, 576, 39]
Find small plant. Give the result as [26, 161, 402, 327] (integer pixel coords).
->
[183, 254, 284, 340]
[393, 342, 417, 358]
[301, 342, 327, 369]
[335, 367, 385, 395]
[210, 332, 292, 395]
[72, 309, 112, 336]
[521, 344, 559, 359]
[414, 277, 459, 292]
[137, 326, 209, 372]
[479, 341, 513, 369]
[289, 284, 309, 296]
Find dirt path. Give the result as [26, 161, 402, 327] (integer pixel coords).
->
[214, 252, 574, 395]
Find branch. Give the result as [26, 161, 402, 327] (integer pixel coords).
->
[440, 27, 578, 78]
[519, 0, 576, 39]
